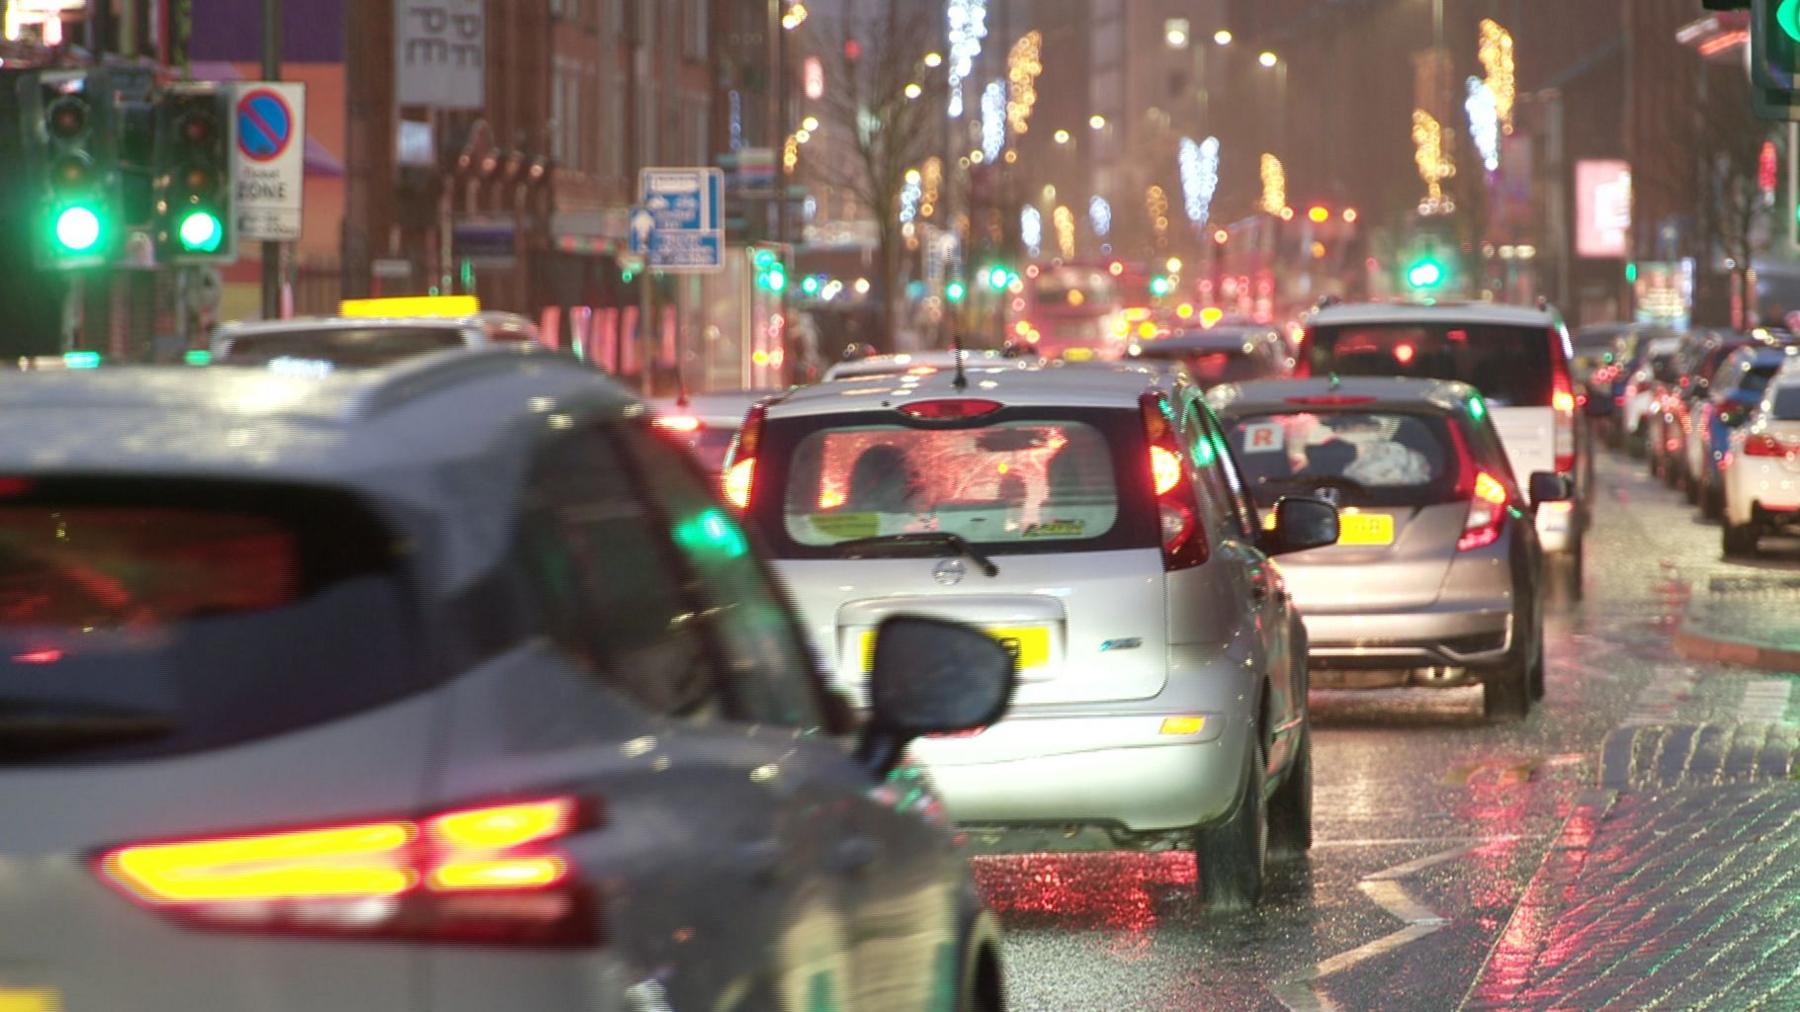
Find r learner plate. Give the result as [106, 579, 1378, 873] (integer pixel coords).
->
[0, 989, 60, 1012]
[1337, 511, 1395, 546]
[860, 626, 1051, 673]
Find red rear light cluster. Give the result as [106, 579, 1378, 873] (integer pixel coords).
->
[1141, 393, 1208, 570]
[897, 398, 1003, 420]
[1458, 471, 1511, 552]
[1743, 433, 1795, 458]
[1550, 331, 1577, 474]
[97, 797, 594, 946]
[722, 402, 768, 510]
[653, 415, 703, 434]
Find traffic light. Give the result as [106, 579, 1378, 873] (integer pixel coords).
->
[153, 83, 235, 264]
[1405, 255, 1447, 291]
[752, 247, 787, 292]
[1149, 274, 1174, 297]
[984, 265, 1017, 292]
[945, 279, 968, 303]
[20, 69, 119, 269]
[800, 274, 823, 296]
[1756, 0, 1800, 90]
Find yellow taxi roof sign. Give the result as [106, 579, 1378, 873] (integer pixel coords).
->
[338, 295, 481, 319]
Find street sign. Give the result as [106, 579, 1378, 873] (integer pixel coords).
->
[232, 82, 305, 241]
[636, 167, 725, 272]
[395, 0, 486, 109]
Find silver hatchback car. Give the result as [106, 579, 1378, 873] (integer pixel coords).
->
[1209, 376, 1571, 720]
[733, 361, 1339, 908]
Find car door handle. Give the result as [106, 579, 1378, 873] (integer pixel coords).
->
[830, 836, 880, 876]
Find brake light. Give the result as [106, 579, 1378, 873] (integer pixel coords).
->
[653, 415, 703, 433]
[97, 797, 592, 946]
[1141, 392, 1208, 570]
[0, 478, 32, 498]
[1551, 334, 1576, 473]
[898, 398, 1003, 420]
[1744, 433, 1791, 457]
[721, 402, 768, 510]
[1459, 470, 1510, 551]
[1292, 330, 1313, 377]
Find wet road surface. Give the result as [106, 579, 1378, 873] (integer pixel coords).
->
[978, 450, 1800, 1010]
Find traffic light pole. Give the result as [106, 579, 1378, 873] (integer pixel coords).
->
[261, 0, 282, 320]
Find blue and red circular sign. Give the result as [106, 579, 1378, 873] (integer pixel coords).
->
[236, 88, 294, 163]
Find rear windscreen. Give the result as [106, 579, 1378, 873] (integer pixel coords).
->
[758, 408, 1155, 558]
[221, 327, 465, 368]
[0, 479, 418, 765]
[1224, 410, 1464, 509]
[1774, 387, 1800, 420]
[1136, 347, 1273, 384]
[1307, 324, 1555, 406]
[1743, 365, 1779, 395]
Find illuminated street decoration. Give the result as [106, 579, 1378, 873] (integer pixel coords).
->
[1022, 205, 1042, 257]
[947, 0, 990, 118]
[900, 168, 923, 223]
[1259, 153, 1286, 216]
[1008, 31, 1043, 134]
[1053, 204, 1077, 259]
[981, 80, 1007, 161]
[1178, 137, 1220, 225]
[921, 157, 942, 218]
[1466, 77, 1500, 173]
[1412, 109, 1455, 211]
[1479, 18, 1515, 134]
[1089, 195, 1112, 237]
[1147, 185, 1170, 240]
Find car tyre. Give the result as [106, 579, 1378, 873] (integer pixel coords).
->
[1484, 624, 1533, 722]
[1267, 730, 1312, 861]
[1549, 540, 1584, 602]
[1723, 520, 1760, 558]
[956, 902, 1005, 1012]
[1702, 480, 1724, 521]
[1195, 740, 1266, 911]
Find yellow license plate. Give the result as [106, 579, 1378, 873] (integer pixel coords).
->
[0, 990, 61, 1012]
[860, 626, 1052, 673]
[1337, 512, 1395, 546]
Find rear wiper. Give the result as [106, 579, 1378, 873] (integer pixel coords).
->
[0, 699, 173, 757]
[835, 532, 1000, 578]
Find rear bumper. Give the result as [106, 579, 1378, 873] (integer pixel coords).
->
[917, 718, 1251, 834]
[1303, 602, 1513, 671]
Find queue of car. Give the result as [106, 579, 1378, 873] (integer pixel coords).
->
[0, 296, 1587, 1009]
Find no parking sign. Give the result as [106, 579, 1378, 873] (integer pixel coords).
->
[232, 82, 306, 241]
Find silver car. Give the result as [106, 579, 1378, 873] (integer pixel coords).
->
[211, 311, 540, 368]
[0, 347, 1015, 1011]
[1210, 376, 1570, 721]
[735, 360, 1338, 908]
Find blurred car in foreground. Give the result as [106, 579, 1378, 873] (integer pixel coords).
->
[1129, 323, 1292, 387]
[1297, 300, 1587, 594]
[1722, 363, 1800, 558]
[212, 310, 540, 369]
[0, 347, 1016, 1011]
[732, 360, 1338, 909]
[1211, 377, 1568, 721]
[1691, 344, 1794, 519]
[648, 389, 779, 476]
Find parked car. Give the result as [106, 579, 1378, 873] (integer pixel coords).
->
[0, 347, 1017, 1011]
[1129, 323, 1293, 387]
[648, 389, 781, 476]
[1650, 330, 1747, 493]
[1211, 376, 1567, 720]
[1721, 361, 1800, 557]
[1296, 300, 1588, 596]
[732, 360, 1337, 909]
[211, 311, 540, 368]
[1691, 344, 1795, 519]
[1621, 334, 1684, 458]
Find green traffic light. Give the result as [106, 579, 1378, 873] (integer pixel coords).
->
[178, 210, 224, 253]
[1149, 275, 1173, 297]
[63, 350, 102, 369]
[800, 275, 822, 296]
[1406, 258, 1445, 289]
[986, 267, 1012, 292]
[946, 280, 967, 303]
[765, 267, 787, 293]
[53, 205, 102, 254]
[1780, 0, 1800, 42]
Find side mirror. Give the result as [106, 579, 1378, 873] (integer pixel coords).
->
[855, 615, 1018, 777]
[1528, 471, 1572, 508]
[1262, 496, 1340, 555]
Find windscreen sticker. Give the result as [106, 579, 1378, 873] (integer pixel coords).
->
[1023, 519, 1086, 538]
[809, 513, 881, 540]
[1241, 421, 1286, 454]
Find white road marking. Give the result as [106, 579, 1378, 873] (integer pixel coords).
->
[1737, 678, 1793, 723]
[1620, 664, 1698, 726]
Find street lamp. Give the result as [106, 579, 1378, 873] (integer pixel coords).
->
[1214, 29, 1233, 46]
[1089, 114, 1107, 130]
[1258, 50, 1279, 68]
[1165, 18, 1190, 50]
[1053, 129, 1071, 145]
[924, 51, 943, 68]
[904, 82, 923, 99]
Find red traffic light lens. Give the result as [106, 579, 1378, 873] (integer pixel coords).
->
[179, 112, 216, 145]
[47, 97, 88, 140]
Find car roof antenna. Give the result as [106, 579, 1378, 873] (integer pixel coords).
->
[952, 335, 969, 390]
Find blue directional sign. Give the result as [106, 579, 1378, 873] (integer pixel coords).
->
[636, 167, 725, 272]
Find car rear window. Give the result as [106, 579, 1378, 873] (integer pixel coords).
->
[1223, 410, 1465, 508]
[1306, 323, 1556, 406]
[1136, 345, 1274, 384]
[757, 407, 1156, 558]
[1773, 387, 1800, 420]
[220, 326, 465, 368]
[1743, 365, 1780, 395]
[0, 479, 418, 765]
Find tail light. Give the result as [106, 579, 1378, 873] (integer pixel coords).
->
[1743, 433, 1792, 458]
[653, 415, 703, 434]
[1550, 334, 1576, 474]
[722, 402, 768, 510]
[1141, 392, 1208, 570]
[1291, 329, 1313, 377]
[1459, 471, 1511, 552]
[898, 398, 1003, 420]
[97, 797, 594, 946]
